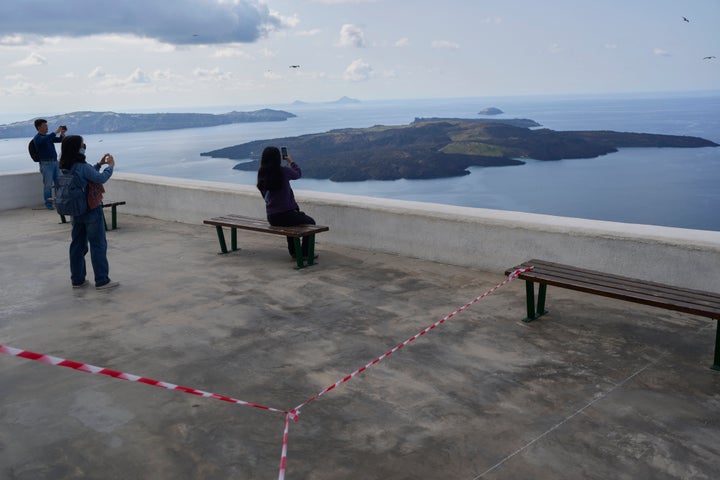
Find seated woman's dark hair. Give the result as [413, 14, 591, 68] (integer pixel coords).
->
[59, 135, 86, 170]
[257, 146, 284, 192]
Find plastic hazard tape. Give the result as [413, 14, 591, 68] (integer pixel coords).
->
[0, 344, 287, 415]
[289, 267, 533, 419]
[277, 267, 532, 479]
[1, 267, 531, 480]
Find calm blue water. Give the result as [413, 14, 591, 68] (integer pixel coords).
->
[1, 93, 719, 231]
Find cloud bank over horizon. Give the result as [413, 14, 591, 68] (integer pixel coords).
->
[0, 0, 283, 45]
[0, 0, 717, 117]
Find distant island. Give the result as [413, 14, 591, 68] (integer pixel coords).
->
[479, 107, 503, 115]
[292, 96, 361, 105]
[0, 109, 296, 139]
[201, 118, 719, 182]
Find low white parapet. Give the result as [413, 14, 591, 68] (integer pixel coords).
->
[3, 170, 720, 291]
[0, 172, 39, 210]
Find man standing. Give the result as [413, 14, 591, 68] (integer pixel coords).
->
[33, 119, 65, 210]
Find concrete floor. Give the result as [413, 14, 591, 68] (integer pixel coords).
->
[1, 207, 719, 480]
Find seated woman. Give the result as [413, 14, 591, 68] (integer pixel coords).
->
[256, 146, 316, 259]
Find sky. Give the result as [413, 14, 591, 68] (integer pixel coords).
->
[0, 0, 718, 119]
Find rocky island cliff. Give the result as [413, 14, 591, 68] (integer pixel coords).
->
[201, 118, 718, 182]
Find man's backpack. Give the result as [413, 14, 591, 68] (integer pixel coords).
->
[54, 166, 88, 216]
[28, 138, 40, 162]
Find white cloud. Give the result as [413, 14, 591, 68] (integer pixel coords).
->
[395, 37, 410, 47]
[213, 47, 254, 59]
[87, 68, 159, 90]
[278, 13, 300, 29]
[605, 43, 618, 49]
[311, 0, 379, 3]
[0, 79, 41, 96]
[193, 67, 232, 80]
[12, 52, 47, 67]
[297, 29, 322, 37]
[344, 58, 373, 81]
[653, 48, 670, 56]
[431, 40, 459, 50]
[0, 34, 43, 46]
[548, 43, 563, 54]
[264, 70, 282, 80]
[481, 17, 503, 24]
[152, 69, 180, 81]
[338, 24, 366, 48]
[88, 67, 107, 79]
[258, 48, 277, 58]
[128, 68, 151, 84]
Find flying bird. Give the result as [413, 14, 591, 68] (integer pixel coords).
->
[289, 65, 300, 68]
[682, 16, 690, 22]
[703, 56, 716, 60]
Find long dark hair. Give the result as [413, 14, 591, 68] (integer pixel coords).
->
[59, 135, 86, 170]
[256, 146, 283, 192]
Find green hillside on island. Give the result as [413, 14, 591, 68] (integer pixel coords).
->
[202, 118, 718, 182]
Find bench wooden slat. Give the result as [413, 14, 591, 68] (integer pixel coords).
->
[507, 259, 720, 317]
[517, 270, 720, 318]
[514, 259, 720, 302]
[203, 214, 328, 237]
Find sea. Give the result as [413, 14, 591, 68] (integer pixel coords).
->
[1, 92, 719, 231]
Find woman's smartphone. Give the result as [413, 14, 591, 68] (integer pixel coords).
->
[281, 146, 288, 159]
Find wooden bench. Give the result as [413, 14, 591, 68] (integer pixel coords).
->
[59, 201, 126, 231]
[203, 214, 329, 269]
[505, 259, 720, 370]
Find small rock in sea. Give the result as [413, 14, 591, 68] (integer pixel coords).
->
[478, 107, 503, 115]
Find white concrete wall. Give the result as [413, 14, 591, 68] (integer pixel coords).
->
[0, 171, 41, 210]
[3, 170, 720, 291]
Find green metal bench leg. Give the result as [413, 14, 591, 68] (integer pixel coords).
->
[523, 281, 548, 322]
[213, 226, 239, 255]
[215, 226, 229, 254]
[537, 283, 547, 316]
[712, 319, 720, 371]
[293, 238, 304, 268]
[307, 235, 316, 266]
[110, 205, 118, 230]
[524, 281, 536, 322]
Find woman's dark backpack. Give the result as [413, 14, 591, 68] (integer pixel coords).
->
[54, 166, 88, 216]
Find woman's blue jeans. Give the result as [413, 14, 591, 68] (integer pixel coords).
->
[70, 206, 110, 286]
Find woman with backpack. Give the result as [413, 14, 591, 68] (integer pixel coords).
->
[58, 135, 118, 290]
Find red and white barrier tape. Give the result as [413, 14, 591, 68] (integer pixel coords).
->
[289, 267, 533, 419]
[1, 267, 531, 480]
[276, 267, 532, 478]
[0, 344, 287, 415]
